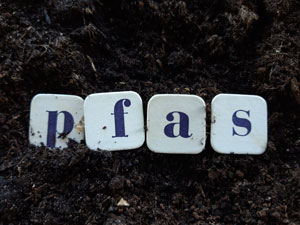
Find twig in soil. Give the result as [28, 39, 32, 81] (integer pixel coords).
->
[86, 55, 97, 72]
[44, 9, 51, 25]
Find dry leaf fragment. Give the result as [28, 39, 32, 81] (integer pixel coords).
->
[117, 198, 130, 207]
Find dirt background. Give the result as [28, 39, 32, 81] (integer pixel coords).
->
[0, 0, 300, 224]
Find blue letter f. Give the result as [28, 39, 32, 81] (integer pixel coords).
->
[111, 99, 131, 138]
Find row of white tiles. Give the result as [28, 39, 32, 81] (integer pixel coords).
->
[29, 92, 268, 155]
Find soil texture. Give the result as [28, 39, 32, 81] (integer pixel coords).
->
[0, 0, 300, 224]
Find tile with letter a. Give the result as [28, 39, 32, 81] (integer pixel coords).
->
[210, 94, 268, 155]
[84, 91, 145, 151]
[29, 94, 84, 149]
[146, 94, 206, 154]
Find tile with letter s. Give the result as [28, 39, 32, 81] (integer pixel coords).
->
[210, 94, 268, 155]
[146, 94, 206, 154]
[84, 91, 145, 151]
[29, 94, 84, 149]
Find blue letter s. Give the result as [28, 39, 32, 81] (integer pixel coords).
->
[232, 110, 251, 136]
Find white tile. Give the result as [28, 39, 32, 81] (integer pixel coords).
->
[210, 94, 268, 155]
[84, 91, 145, 151]
[29, 94, 84, 149]
[146, 94, 206, 154]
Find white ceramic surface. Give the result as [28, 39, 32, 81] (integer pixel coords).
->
[146, 94, 206, 154]
[84, 91, 145, 151]
[210, 94, 268, 154]
[29, 94, 84, 149]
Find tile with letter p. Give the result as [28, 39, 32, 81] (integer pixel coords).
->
[84, 91, 145, 151]
[29, 94, 84, 149]
[210, 94, 268, 155]
[146, 94, 206, 154]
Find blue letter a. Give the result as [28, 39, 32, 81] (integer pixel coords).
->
[112, 99, 131, 138]
[164, 111, 192, 138]
[46, 111, 74, 148]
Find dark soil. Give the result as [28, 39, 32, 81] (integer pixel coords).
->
[1, 0, 300, 224]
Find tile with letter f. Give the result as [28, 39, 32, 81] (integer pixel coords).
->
[210, 94, 268, 155]
[84, 91, 145, 151]
[146, 94, 206, 154]
[29, 94, 84, 149]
